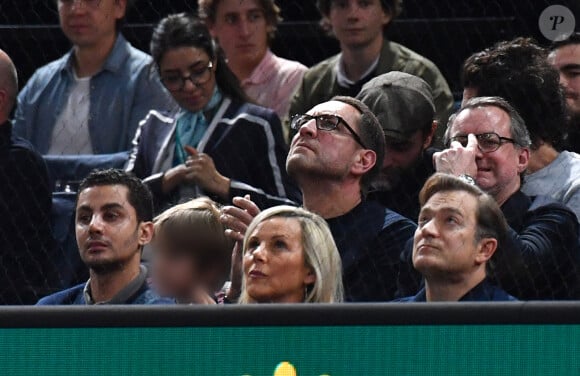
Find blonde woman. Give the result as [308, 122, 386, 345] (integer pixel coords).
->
[239, 206, 343, 303]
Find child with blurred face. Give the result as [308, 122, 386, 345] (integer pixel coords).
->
[151, 198, 232, 304]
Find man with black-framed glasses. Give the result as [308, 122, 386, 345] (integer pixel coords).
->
[13, 0, 176, 156]
[431, 96, 580, 300]
[222, 96, 417, 302]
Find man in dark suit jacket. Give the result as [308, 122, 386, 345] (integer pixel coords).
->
[223, 97, 416, 302]
[434, 96, 580, 299]
[397, 173, 515, 302]
[0, 49, 56, 304]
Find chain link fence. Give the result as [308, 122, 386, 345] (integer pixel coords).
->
[0, 0, 578, 304]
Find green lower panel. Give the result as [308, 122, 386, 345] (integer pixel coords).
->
[1, 325, 579, 375]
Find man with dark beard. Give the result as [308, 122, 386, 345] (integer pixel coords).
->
[357, 72, 438, 221]
[37, 169, 172, 305]
[549, 33, 580, 153]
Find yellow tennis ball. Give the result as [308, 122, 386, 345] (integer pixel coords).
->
[273, 361, 297, 376]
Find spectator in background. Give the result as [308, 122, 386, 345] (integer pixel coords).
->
[462, 37, 580, 222]
[0, 49, 57, 305]
[398, 173, 516, 302]
[126, 14, 299, 212]
[222, 97, 416, 302]
[14, 0, 175, 155]
[549, 33, 580, 153]
[357, 71, 438, 221]
[290, 0, 453, 144]
[239, 205, 343, 303]
[150, 197, 232, 304]
[199, 0, 307, 135]
[37, 169, 172, 305]
[434, 96, 580, 300]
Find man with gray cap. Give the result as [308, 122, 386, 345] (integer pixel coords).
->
[356, 71, 438, 221]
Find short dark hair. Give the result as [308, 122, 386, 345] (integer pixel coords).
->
[550, 32, 580, 50]
[462, 37, 567, 149]
[150, 13, 250, 103]
[77, 169, 153, 223]
[317, 0, 403, 18]
[331, 95, 385, 194]
[198, 0, 282, 43]
[419, 173, 508, 246]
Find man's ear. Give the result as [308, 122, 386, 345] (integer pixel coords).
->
[381, 8, 393, 27]
[351, 149, 376, 177]
[0, 89, 8, 115]
[475, 237, 497, 265]
[422, 121, 438, 149]
[114, 0, 128, 21]
[138, 222, 154, 246]
[517, 147, 530, 174]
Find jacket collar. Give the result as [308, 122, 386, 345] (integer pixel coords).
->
[59, 33, 130, 76]
[241, 49, 276, 85]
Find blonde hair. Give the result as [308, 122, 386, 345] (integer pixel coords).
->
[153, 197, 232, 290]
[239, 205, 344, 303]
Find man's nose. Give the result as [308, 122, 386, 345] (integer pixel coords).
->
[88, 215, 104, 234]
[298, 118, 317, 138]
[238, 18, 252, 37]
[419, 219, 438, 238]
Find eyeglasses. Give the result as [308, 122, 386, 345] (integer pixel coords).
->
[448, 132, 519, 153]
[160, 62, 213, 92]
[58, 0, 102, 9]
[290, 114, 368, 149]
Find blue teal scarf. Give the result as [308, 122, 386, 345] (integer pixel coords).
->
[173, 86, 223, 165]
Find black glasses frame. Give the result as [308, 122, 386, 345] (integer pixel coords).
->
[160, 61, 214, 92]
[290, 114, 368, 149]
[448, 132, 519, 153]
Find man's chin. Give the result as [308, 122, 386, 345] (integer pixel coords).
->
[84, 259, 124, 274]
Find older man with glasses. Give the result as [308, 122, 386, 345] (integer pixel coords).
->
[430, 96, 580, 300]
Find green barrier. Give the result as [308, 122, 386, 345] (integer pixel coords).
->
[2, 324, 580, 375]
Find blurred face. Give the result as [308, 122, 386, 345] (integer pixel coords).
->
[448, 106, 528, 202]
[150, 234, 204, 302]
[374, 128, 434, 190]
[287, 100, 363, 183]
[548, 44, 580, 116]
[414, 191, 485, 278]
[243, 217, 315, 303]
[75, 185, 152, 273]
[158, 46, 217, 112]
[208, 0, 270, 73]
[57, 0, 126, 48]
[327, 0, 391, 49]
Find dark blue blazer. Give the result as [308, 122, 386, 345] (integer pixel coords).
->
[397, 279, 517, 302]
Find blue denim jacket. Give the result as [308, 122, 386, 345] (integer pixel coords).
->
[13, 33, 177, 155]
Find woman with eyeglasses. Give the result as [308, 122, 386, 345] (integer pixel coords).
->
[126, 13, 299, 211]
